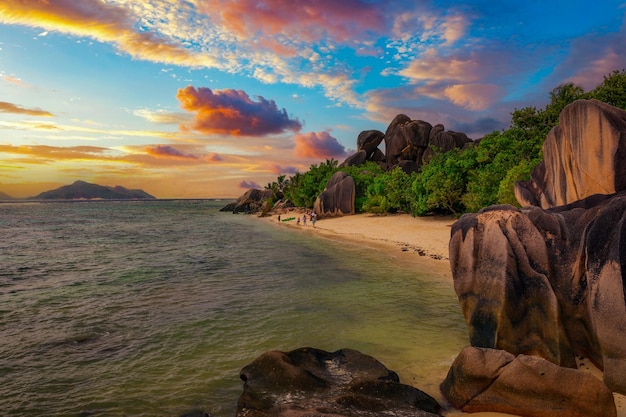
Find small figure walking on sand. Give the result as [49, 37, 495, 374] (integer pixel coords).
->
[302, 215, 307, 226]
[297, 217, 300, 225]
[311, 212, 316, 227]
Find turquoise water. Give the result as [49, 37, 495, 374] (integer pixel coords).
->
[0, 200, 468, 416]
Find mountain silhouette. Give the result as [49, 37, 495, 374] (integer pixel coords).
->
[31, 180, 156, 200]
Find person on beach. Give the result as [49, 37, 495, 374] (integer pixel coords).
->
[303, 215, 307, 226]
[297, 217, 300, 225]
[277, 214, 281, 222]
[311, 212, 316, 227]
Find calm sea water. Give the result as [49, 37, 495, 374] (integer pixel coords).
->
[0, 200, 468, 416]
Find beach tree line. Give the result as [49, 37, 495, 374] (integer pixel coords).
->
[266, 69, 626, 216]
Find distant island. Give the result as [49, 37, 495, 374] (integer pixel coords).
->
[0, 191, 15, 200]
[28, 180, 156, 200]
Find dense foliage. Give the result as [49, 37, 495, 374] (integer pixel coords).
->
[267, 70, 626, 215]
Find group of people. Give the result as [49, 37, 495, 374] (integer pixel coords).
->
[277, 211, 316, 227]
[296, 211, 316, 227]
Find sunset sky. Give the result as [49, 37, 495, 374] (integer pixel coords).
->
[1, 1, 626, 198]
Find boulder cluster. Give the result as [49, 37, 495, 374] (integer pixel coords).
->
[444, 99, 626, 415]
[314, 116, 472, 218]
[222, 115, 471, 217]
[341, 115, 472, 175]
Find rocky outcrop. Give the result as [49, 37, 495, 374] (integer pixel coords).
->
[441, 347, 616, 417]
[340, 149, 368, 167]
[357, 130, 384, 159]
[516, 99, 626, 209]
[313, 171, 355, 218]
[220, 188, 274, 213]
[445, 100, 626, 415]
[422, 130, 471, 164]
[449, 196, 626, 396]
[237, 347, 442, 417]
[336, 115, 472, 175]
[384, 115, 432, 167]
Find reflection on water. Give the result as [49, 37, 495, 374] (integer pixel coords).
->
[0, 200, 468, 416]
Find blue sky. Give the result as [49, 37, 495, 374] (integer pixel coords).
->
[1, 0, 625, 198]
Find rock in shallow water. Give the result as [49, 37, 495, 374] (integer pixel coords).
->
[236, 347, 442, 417]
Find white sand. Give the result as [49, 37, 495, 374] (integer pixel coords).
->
[262, 211, 626, 417]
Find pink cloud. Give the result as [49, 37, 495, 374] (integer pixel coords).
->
[239, 180, 262, 189]
[268, 163, 298, 175]
[197, 0, 385, 53]
[176, 86, 302, 136]
[294, 131, 348, 159]
[145, 145, 199, 159]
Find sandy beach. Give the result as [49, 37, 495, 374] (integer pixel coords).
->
[267, 211, 456, 277]
[262, 210, 626, 417]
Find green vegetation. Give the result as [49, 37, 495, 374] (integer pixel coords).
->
[267, 70, 626, 216]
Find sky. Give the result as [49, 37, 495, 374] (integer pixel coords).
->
[1, 1, 626, 198]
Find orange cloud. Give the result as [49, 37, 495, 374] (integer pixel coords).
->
[444, 84, 502, 111]
[0, 144, 108, 162]
[177, 86, 302, 136]
[0, 101, 54, 117]
[0, 0, 210, 67]
[197, 0, 384, 53]
[293, 131, 348, 159]
[400, 48, 480, 84]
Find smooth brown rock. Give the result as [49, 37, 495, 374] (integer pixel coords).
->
[237, 347, 442, 417]
[516, 99, 626, 208]
[219, 188, 274, 213]
[356, 130, 384, 159]
[441, 347, 616, 417]
[313, 171, 355, 218]
[449, 194, 626, 394]
[340, 150, 367, 167]
[384, 114, 432, 166]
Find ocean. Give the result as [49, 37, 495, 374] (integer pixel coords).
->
[0, 200, 468, 416]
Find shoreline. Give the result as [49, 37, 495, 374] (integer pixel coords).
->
[259, 210, 626, 417]
[263, 211, 456, 277]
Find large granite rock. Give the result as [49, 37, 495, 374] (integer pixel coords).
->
[422, 130, 470, 164]
[441, 347, 616, 417]
[237, 347, 442, 417]
[384, 114, 432, 167]
[516, 99, 626, 209]
[357, 130, 385, 159]
[446, 100, 626, 410]
[220, 188, 274, 213]
[449, 195, 626, 395]
[313, 171, 355, 218]
[340, 150, 368, 167]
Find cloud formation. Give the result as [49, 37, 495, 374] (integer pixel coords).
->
[294, 131, 348, 160]
[177, 86, 302, 136]
[0, 102, 54, 117]
[268, 163, 298, 175]
[197, 0, 385, 50]
[145, 145, 199, 159]
[239, 180, 262, 189]
[0, 0, 212, 67]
